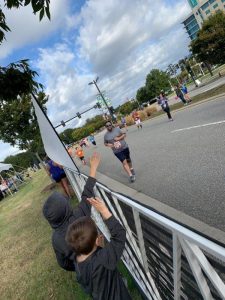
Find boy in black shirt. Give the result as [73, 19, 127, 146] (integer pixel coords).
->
[66, 197, 132, 300]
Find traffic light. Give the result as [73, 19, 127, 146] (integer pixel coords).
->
[61, 120, 66, 127]
[77, 112, 81, 119]
[109, 106, 114, 114]
[96, 102, 101, 108]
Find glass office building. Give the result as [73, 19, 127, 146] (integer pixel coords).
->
[183, 14, 200, 40]
[188, 0, 199, 8]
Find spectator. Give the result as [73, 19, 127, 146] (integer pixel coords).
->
[174, 84, 187, 105]
[66, 197, 132, 300]
[181, 83, 192, 103]
[45, 158, 72, 199]
[43, 153, 100, 271]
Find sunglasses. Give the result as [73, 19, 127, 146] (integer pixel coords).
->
[105, 124, 112, 127]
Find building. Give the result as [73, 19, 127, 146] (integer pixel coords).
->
[183, 0, 225, 40]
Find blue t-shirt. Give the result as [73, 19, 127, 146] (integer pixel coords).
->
[47, 160, 65, 180]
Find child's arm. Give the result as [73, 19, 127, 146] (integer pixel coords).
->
[88, 197, 126, 270]
[73, 153, 100, 218]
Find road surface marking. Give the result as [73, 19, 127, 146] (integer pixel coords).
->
[171, 120, 225, 133]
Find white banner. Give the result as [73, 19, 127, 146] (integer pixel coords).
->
[31, 95, 79, 172]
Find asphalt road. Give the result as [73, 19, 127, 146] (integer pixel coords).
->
[83, 96, 225, 232]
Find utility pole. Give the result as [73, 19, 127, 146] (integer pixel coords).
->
[88, 77, 115, 121]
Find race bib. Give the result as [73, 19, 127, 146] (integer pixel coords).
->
[114, 141, 122, 149]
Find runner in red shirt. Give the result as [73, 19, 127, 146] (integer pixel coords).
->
[75, 147, 86, 165]
[132, 110, 142, 130]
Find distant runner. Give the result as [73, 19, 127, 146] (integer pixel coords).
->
[75, 147, 86, 165]
[157, 93, 173, 121]
[121, 116, 128, 131]
[89, 135, 97, 146]
[132, 110, 142, 129]
[104, 121, 135, 183]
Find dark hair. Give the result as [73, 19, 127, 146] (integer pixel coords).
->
[66, 216, 98, 255]
[105, 120, 112, 125]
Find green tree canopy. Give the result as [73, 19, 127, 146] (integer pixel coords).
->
[136, 86, 150, 104]
[59, 128, 74, 144]
[145, 69, 171, 98]
[4, 151, 37, 171]
[0, 92, 48, 151]
[118, 101, 137, 116]
[191, 11, 225, 65]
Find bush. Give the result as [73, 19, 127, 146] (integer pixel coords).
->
[125, 116, 134, 126]
[138, 110, 147, 121]
[144, 106, 157, 117]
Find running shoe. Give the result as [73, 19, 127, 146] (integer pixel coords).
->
[131, 169, 135, 175]
[130, 175, 136, 183]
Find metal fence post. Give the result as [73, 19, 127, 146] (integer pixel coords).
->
[173, 233, 182, 300]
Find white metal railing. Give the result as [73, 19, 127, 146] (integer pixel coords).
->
[66, 169, 225, 300]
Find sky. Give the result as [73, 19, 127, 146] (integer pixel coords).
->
[0, 0, 191, 161]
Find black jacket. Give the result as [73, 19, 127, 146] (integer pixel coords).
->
[75, 215, 132, 300]
[43, 176, 96, 271]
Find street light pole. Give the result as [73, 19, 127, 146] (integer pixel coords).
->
[88, 77, 115, 121]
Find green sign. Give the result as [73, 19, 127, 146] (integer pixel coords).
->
[96, 92, 111, 108]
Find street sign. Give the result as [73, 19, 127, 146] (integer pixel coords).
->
[96, 91, 112, 108]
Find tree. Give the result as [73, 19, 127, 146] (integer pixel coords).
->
[190, 11, 225, 66]
[136, 86, 150, 104]
[0, 0, 51, 44]
[0, 2, 51, 153]
[0, 91, 48, 150]
[59, 128, 74, 144]
[0, 60, 43, 102]
[145, 69, 171, 98]
[118, 101, 136, 116]
[4, 151, 37, 171]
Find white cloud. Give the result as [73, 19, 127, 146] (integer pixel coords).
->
[0, 141, 23, 161]
[0, 0, 69, 59]
[35, 0, 191, 129]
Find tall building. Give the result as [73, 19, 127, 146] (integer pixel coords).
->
[183, 0, 225, 40]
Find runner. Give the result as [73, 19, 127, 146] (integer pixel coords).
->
[75, 147, 86, 165]
[89, 134, 97, 146]
[132, 110, 142, 129]
[157, 93, 173, 121]
[104, 121, 135, 183]
[121, 116, 128, 131]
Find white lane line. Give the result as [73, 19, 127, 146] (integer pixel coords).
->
[171, 120, 225, 133]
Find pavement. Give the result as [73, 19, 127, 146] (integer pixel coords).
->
[77, 94, 225, 239]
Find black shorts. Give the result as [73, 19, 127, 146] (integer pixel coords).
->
[114, 148, 131, 163]
[92, 141, 96, 146]
[54, 173, 66, 183]
[79, 156, 85, 161]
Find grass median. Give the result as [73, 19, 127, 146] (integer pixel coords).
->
[149, 83, 225, 120]
[0, 170, 142, 300]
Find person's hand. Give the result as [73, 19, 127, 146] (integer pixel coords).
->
[90, 152, 100, 170]
[96, 234, 105, 248]
[87, 197, 112, 220]
[113, 136, 120, 141]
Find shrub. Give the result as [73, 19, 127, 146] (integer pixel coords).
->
[144, 106, 157, 117]
[125, 116, 134, 126]
[138, 110, 147, 121]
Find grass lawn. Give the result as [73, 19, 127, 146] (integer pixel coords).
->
[0, 170, 142, 300]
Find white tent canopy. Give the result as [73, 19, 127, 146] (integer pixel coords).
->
[0, 163, 13, 172]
